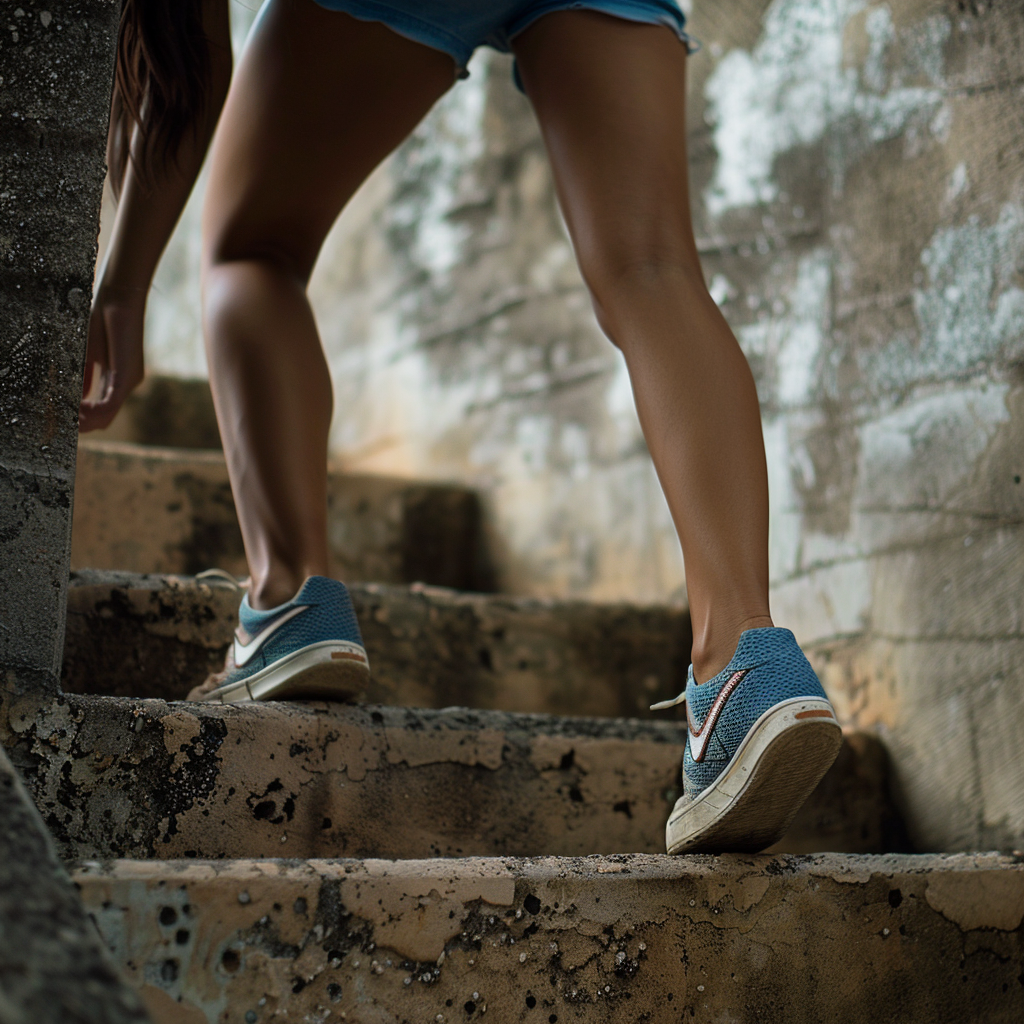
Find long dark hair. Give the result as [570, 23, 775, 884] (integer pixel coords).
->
[109, 0, 212, 196]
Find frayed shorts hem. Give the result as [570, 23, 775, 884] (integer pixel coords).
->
[312, 0, 698, 86]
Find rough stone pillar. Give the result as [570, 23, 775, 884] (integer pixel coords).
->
[0, 745, 151, 1024]
[0, 2, 119, 699]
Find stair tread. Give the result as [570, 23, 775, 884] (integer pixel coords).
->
[14, 692, 687, 863]
[73, 849, 1023, 890]
[73, 852, 1024, 1024]
[63, 569, 692, 717]
[12, 688, 901, 864]
[87, 375, 222, 451]
[71, 440, 488, 589]
[55, 573, 904, 855]
[9, 692, 898, 861]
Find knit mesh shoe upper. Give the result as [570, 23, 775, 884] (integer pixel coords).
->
[678, 628, 829, 798]
[227, 575, 366, 685]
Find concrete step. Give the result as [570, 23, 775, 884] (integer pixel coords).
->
[71, 440, 491, 590]
[73, 853, 1024, 1024]
[0, 747, 150, 1024]
[89, 375, 222, 451]
[62, 570, 692, 719]
[4, 694, 900, 861]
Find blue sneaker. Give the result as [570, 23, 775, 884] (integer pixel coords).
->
[652, 627, 842, 854]
[192, 575, 370, 704]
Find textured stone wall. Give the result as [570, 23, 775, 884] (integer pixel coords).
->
[0, 1, 118, 699]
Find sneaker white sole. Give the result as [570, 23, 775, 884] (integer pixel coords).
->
[666, 697, 843, 855]
[202, 641, 370, 704]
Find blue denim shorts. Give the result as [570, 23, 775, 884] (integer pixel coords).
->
[311, 0, 696, 83]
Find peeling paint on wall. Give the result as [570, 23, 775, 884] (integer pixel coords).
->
[738, 249, 831, 408]
[703, 0, 949, 215]
[875, 203, 1024, 389]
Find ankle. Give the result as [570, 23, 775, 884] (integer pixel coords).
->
[691, 614, 774, 683]
[249, 568, 320, 611]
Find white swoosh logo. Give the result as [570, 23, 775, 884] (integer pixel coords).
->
[687, 668, 750, 763]
[233, 605, 309, 667]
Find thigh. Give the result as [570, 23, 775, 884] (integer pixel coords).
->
[203, 0, 456, 280]
[510, 11, 698, 287]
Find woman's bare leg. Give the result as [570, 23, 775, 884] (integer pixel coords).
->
[512, 13, 772, 682]
[202, 0, 454, 609]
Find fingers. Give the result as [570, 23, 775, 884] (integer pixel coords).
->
[78, 295, 145, 432]
[78, 368, 118, 432]
[79, 361, 143, 431]
[79, 309, 111, 431]
[79, 393, 117, 432]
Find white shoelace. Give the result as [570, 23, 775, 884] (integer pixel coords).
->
[194, 568, 249, 593]
[649, 690, 686, 711]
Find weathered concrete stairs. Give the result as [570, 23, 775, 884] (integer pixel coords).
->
[3, 418, 1018, 1022]
[6, 5, 1021, 1013]
[31, 605, 1024, 1019]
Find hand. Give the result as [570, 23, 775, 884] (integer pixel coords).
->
[78, 283, 147, 432]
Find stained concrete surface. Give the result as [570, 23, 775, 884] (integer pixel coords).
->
[1, 693, 691, 861]
[74, 852, 1024, 1024]
[55, 572, 897, 854]
[0, 0, 118, 696]
[72, 441, 491, 590]
[61, 570, 691, 718]
[0, 744, 150, 1024]
[90, 376, 223, 450]
[1, 691, 897, 861]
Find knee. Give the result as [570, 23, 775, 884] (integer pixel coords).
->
[202, 201, 316, 293]
[203, 229, 311, 285]
[201, 257, 294, 362]
[201, 244, 308, 345]
[201, 261, 242, 338]
[578, 246, 708, 346]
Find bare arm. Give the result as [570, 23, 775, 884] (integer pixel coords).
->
[80, 0, 233, 431]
